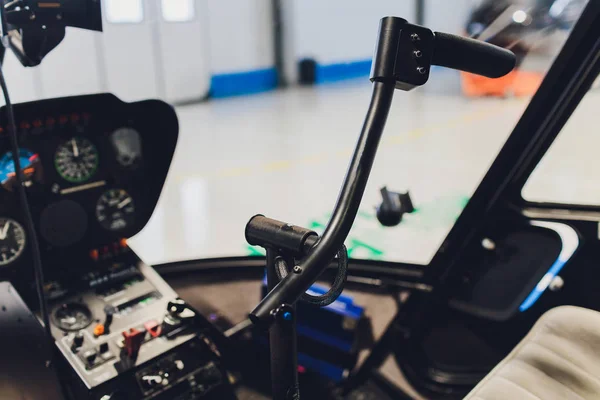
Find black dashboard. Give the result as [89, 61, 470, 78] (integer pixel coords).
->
[0, 93, 178, 286]
[0, 94, 237, 400]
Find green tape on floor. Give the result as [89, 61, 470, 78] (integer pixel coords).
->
[357, 210, 375, 220]
[309, 220, 326, 230]
[347, 238, 385, 259]
[246, 244, 266, 256]
[307, 213, 386, 259]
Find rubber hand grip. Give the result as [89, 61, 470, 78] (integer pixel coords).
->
[432, 31, 516, 78]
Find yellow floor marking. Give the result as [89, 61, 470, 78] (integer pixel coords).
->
[263, 160, 292, 172]
[175, 99, 523, 183]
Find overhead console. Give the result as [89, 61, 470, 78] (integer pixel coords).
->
[0, 94, 235, 400]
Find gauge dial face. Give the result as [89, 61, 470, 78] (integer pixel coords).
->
[0, 218, 26, 266]
[111, 127, 142, 167]
[53, 303, 92, 331]
[96, 189, 135, 231]
[54, 137, 99, 183]
[0, 148, 36, 184]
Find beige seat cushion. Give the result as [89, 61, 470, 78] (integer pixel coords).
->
[464, 306, 600, 400]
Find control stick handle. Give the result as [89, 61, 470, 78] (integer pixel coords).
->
[431, 31, 516, 78]
[370, 17, 516, 91]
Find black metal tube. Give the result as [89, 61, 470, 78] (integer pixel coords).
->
[269, 304, 299, 400]
[271, 0, 286, 87]
[415, 0, 425, 25]
[266, 249, 299, 400]
[250, 81, 396, 324]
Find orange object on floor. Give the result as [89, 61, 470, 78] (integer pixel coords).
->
[461, 70, 544, 97]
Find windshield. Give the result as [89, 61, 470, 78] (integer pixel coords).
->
[0, 1, 588, 265]
[523, 82, 600, 205]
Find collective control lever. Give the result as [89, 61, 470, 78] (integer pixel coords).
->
[161, 299, 196, 338]
[103, 305, 116, 333]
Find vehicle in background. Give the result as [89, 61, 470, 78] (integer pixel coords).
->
[462, 0, 587, 96]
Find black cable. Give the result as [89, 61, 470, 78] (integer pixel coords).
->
[0, 63, 53, 347]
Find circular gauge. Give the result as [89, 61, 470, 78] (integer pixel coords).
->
[0, 148, 37, 184]
[0, 218, 26, 266]
[96, 189, 135, 231]
[53, 303, 93, 331]
[54, 137, 99, 183]
[110, 127, 142, 167]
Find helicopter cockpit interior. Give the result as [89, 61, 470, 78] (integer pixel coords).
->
[0, 1, 599, 399]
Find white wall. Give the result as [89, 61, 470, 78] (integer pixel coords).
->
[0, 0, 475, 102]
[155, 0, 211, 102]
[0, 52, 40, 105]
[37, 29, 103, 99]
[2, 0, 214, 105]
[101, 0, 162, 102]
[289, 0, 415, 65]
[280, 0, 475, 84]
[102, 0, 211, 103]
[206, 0, 274, 74]
[425, 0, 473, 35]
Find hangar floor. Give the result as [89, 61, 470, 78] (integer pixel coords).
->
[130, 69, 598, 398]
[130, 71, 599, 267]
[130, 74, 528, 266]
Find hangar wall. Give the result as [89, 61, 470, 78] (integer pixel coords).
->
[286, 0, 415, 83]
[425, 0, 474, 34]
[0, 0, 475, 104]
[282, 0, 474, 84]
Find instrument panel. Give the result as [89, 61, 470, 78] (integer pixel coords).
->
[0, 94, 236, 400]
[0, 93, 178, 281]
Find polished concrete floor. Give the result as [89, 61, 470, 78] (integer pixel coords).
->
[130, 74, 535, 267]
[130, 72, 600, 268]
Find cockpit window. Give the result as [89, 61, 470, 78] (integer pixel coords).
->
[131, 1, 588, 266]
[522, 82, 600, 204]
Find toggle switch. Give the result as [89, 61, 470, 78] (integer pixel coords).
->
[71, 331, 85, 353]
[99, 342, 109, 354]
[122, 328, 145, 358]
[144, 320, 162, 338]
[83, 349, 97, 367]
[103, 305, 116, 334]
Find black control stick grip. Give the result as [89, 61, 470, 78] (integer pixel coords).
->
[370, 17, 516, 90]
[245, 215, 318, 256]
[432, 32, 516, 78]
